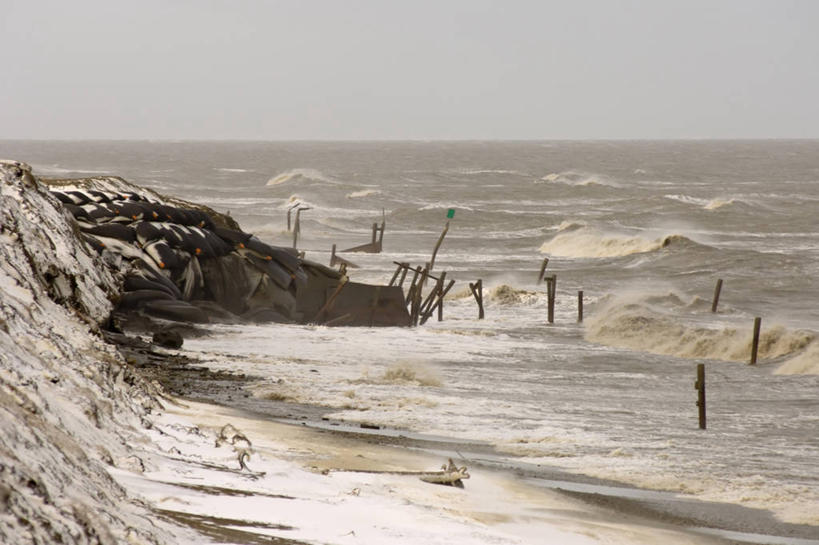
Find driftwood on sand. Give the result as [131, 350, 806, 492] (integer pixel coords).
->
[329, 458, 470, 488]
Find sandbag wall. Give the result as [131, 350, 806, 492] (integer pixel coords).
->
[48, 183, 335, 324]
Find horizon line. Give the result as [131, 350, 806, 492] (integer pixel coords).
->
[3, 136, 819, 143]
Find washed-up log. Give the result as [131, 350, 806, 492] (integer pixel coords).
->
[329, 458, 470, 488]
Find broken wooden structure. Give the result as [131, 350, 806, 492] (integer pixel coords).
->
[342, 212, 386, 253]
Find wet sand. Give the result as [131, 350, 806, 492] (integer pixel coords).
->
[124, 335, 819, 544]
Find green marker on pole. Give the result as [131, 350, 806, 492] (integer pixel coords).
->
[447, 208, 455, 219]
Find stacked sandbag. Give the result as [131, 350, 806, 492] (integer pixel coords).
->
[46, 179, 335, 324]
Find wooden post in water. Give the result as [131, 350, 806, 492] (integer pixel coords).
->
[330, 244, 337, 267]
[750, 317, 762, 365]
[398, 262, 410, 287]
[419, 273, 444, 318]
[292, 207, 311, 248]
[711, 279, 723, 313]
[695, 363, 706, 429]
[388, 262, 403, 286]
[406, 266, 422, 306]
[546, 275, 556, 324]
[437, 278, 452, 322]
[287, 202, 300, 231]
[429, 221, 450, 271]
[578, 290, 584, 323]
[469, 279, 484, 319]
[377, 214, 385, 252]
[421, 276, 455, 325]
[412, 268, 429, 326]
[537, 257, 550, 284]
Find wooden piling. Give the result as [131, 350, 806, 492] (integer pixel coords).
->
[750, 317, 762, 365]
[429, 221, 450, 271]
[711, 279, 723, 313]
[427, 279, 455, 325]
[695, 363, 706, 429]
[388, 262, 403, 287]
[537, 257, 550, 284]
[397, 262, 409, 287]
[292, 207, 311, 248]
[287, 202, 299, 231]
[419, 273, 443, 317]
[437, 278, 446, 322]
[546, 275, 556, 324]
[578, 290, 583, 323]
[423, 272, 445, 320]
[469, 279, 484, 319]
[330, 244, 337, 267]
[412, 268, 429, 326]
[406, 266, 422, 306]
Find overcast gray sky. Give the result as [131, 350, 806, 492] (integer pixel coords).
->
[2, 0, 817, 140]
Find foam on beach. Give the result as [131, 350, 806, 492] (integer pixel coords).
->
[119, 400, 728, 545]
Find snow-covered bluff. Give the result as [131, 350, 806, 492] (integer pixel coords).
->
[0, 160, 191, 544]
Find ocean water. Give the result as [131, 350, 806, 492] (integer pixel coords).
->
[5, 139, 819, 528]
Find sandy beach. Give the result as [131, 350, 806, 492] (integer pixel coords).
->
[113, 395, 736, 545]
[117, 327, 819, 545]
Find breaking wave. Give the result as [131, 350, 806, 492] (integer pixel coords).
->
[538, 170, 618, 187]
[585, 293, 814, 363]
[346, 189, 382, 199]
[552, 220, 587, 232]
[775, 341, 819, 375]
[704, 197, 736, 210]
[665, 194, 738, 210]
[487, 285, 543, 305]
[351, 361, 442, 387]
[540, 226, 693, 258]
[266, 168, 337, 186]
